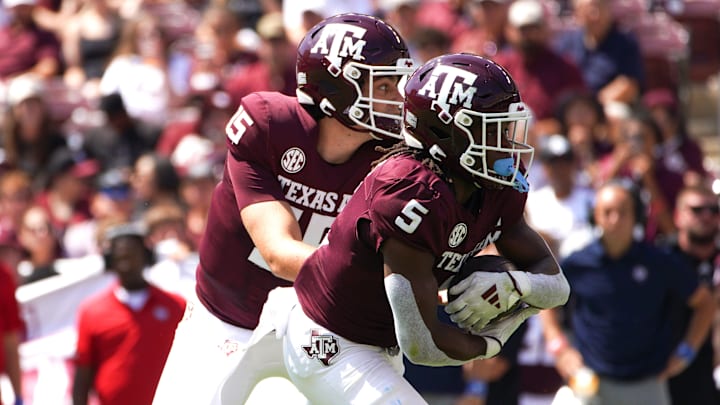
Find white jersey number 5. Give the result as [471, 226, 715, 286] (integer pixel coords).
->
[226, 106, 255, 144]
[395, 199, 429, 234]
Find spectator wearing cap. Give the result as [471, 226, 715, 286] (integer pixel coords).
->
[526, 134, 595, 259]
[0, 0, 61, 79]
[63, 168, 134, 258]
[452, 0, 510, 58]
[553, 0, 644, 106]
[82, 92, 160, 173]
[0, 261, 24, 405]
[72, 222, 185, 405]
[0, 74, 67, 187]
[224, 12, 296, 108]
[493, 0, 586, 134]
[642, 88, 708, 188]
[33, 147, 99, 241]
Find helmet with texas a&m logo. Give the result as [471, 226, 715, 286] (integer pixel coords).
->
[296, 13, 414, 140]
[401, 53, 534, 192]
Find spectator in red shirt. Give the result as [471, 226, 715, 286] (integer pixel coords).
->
[0, 262, 24, 405]
[72, 223, 185, 405]
[0, 0, 61, 80]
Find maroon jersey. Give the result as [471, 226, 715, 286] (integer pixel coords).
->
[196, 92, 387, 329]
[295, 154, 527, 348]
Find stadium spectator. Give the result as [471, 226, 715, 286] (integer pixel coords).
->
[34, 147, 99, 239]
[60, 0, 122, 97]
[414, 0, 470, 43]
[99, 12, 189, 128]
[0, 262, 23, 405]
[642, 88, 709, 187]
[170, 134, 219, 247]
[411, 27, 452, 65]
[143, 202, 198, 301]
[452, 0, 510, 58]
[63, 168, 134, 258]
[525, 134, 595, 259]
[82, 92, 159, 172]
[16, 205, 60, 284]
[540, 181, 714, 404]
[596, 110, 679, 240]
[554, 92, 612, 187]
[72, 223, 185, 405]
[152, 13, 414, 405]
[376, 0, 421, 53]
[0, 74, 67, 188]
[224, 11, 296, 108]
[277, 53, 568, 404]
[129, 152, 181, 220]
[664, 185, 720, 404]
[281, 0, 373, 45]
[493, 0, 586, 133]
[0, 0, 61, 80]
[0, 170, 33, 240]
[554, 0, 644, 106]
[188, 4, 252, 96]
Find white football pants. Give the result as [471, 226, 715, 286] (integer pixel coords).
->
[152, 290, 307, 405]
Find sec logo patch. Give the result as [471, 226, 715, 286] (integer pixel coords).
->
[448, 223, 467, 248]
[281, 147, 306, 173]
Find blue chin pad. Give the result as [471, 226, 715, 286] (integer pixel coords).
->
[493, 157, 529, 193]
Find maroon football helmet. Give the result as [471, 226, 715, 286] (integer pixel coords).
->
[296, 13, 414, 139]
[401, 53, 534, 191]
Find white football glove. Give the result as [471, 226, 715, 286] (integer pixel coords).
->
[445, 271, 523, 332]
[473, 304, 539, 358]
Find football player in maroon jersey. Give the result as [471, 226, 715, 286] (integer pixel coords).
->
[276, 53, 570, 403]
[152, 14, 414, 405]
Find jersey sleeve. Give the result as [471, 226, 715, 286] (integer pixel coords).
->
[225, 93, 272, 162]
[224, 93, 285, 210]
[226, 152, 286, 211]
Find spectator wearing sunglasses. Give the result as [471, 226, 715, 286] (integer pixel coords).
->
[662, 185, 720, 404]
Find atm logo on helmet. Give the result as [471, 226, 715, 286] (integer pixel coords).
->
[418, 65, 478, 114]
[310, 23, 368, 67]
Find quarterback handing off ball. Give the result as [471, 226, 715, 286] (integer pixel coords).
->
[447, 255, 526, 329]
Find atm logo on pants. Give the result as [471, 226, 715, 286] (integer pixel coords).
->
[302, 330, 340, 366]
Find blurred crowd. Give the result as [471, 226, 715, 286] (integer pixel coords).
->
[0, 0, 718, 404]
